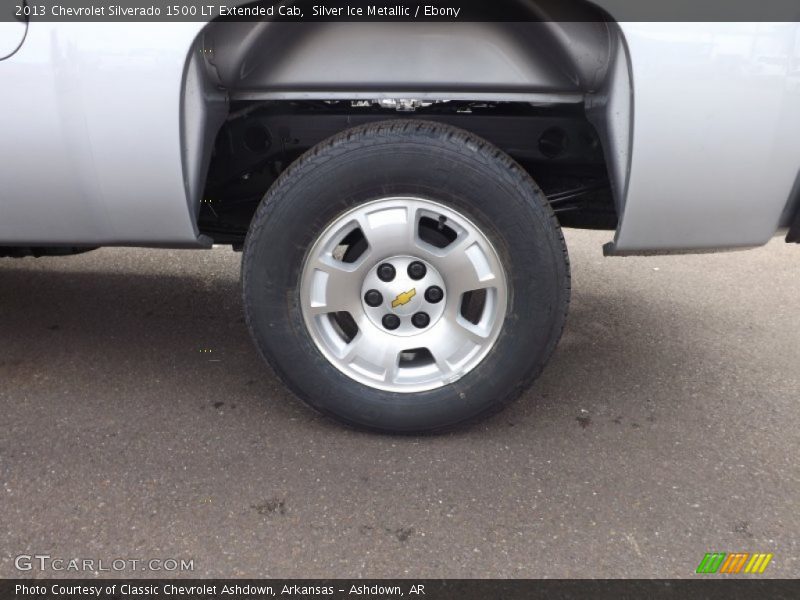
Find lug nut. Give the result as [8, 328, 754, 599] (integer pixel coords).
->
[382, 314, 401, 330]
[411, 312, 430, 329]
[424, 285, 444, 304]
[377, 263, 396, 282]
[408, 261, 427, 280]
[364, 290, 383, 307]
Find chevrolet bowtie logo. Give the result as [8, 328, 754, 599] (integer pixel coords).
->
[391, 288, 417, 309]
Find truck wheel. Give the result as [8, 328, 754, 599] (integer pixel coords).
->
[242, 121, 570, 433]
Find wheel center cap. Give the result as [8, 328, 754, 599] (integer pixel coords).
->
[361, 256, 446, 336]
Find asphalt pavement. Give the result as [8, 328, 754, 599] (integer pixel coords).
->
[1, 230, 798, 578]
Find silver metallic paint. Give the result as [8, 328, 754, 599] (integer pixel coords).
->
[0, 11, 27, 61]
[586, 31, 634, 217]
[0, 22, 207, 245]
[609, 22, 800, 252]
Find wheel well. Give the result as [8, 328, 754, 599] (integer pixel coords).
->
[201, 6, 615, 97]
[198, 100, 617, 245]
[185, 1, 631, 245]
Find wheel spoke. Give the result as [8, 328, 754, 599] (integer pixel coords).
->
[418, 318, 490, 381]
[356, 205, 416, 257]
[340, 329, 401, 383]
[307, 258, 367, 316]
[432, 233, 500, 298]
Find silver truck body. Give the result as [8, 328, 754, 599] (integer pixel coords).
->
[1, 17, 799, 253]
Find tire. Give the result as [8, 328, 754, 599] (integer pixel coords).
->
[242, 120, 570, 433]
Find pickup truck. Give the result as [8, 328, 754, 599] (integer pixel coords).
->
[2, 4, 799, 432]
